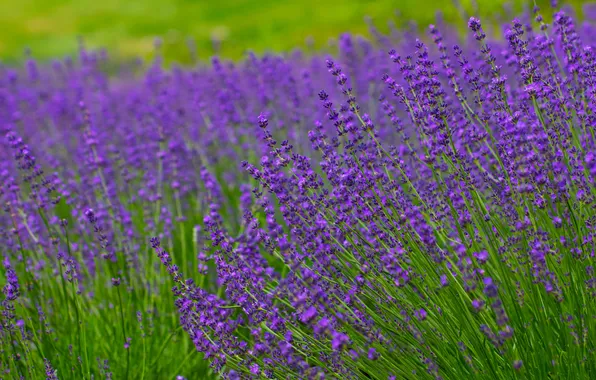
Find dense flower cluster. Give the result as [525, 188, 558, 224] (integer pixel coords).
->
[1, 3, 596, 379]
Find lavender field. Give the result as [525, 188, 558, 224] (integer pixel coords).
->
[1, 2, 596, 379]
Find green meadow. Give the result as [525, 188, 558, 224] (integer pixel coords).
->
[0, 0, 585, 63]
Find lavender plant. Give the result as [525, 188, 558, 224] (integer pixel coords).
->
[1, 3, 596, 379]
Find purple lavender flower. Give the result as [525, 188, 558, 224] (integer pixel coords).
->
[367, 347, 379, 360]
[483, 277, 498, 298]
[474, 250, 489, 264]
[414, 308, 428, 321]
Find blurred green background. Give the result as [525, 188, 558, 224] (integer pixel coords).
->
[0, 0, 587, 63]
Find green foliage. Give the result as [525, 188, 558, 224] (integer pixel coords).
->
[0, 0, 584, 63]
